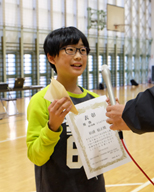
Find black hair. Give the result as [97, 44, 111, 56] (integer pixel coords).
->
[43, 26, 90, 73]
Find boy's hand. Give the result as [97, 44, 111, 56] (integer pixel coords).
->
[48, 97, 72, 132]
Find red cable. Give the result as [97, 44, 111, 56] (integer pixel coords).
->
[121, 138, 154, 185]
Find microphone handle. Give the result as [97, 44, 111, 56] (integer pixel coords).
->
[105, 81, 116, 106]
[106, 83, 123, 139]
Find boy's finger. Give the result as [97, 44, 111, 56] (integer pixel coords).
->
[58, 100, 72, 114]
[60, 104, 72, 117]
[53, 97, 70, 110]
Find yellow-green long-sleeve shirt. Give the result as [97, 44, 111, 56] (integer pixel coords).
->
[26, 85, 106, 192]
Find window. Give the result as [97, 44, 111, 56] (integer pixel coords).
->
[6, 54, 16, 97]
[24, 54, 32, 74]
[108, 55, 111, 70]
[78, 75, 83, 87]
[99, 55, 103, 83]
[116, 55, 120, 86]
[89, 73, 93, 90]
[39, 54, 47, 86]
[88, 55, 93, 89]
[40, 54, 46, 74]
[88, 55, 93, 72]
[6, 54, 16, 75]
[24, 54, 32, 97]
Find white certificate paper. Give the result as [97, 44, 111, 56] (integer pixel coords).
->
[66, 96, 131, 179]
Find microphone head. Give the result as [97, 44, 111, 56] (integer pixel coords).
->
[101, 64, 109, 71]
[101, 64, 111, 80]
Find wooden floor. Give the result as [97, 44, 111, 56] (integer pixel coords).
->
[0, 84, 154, 192]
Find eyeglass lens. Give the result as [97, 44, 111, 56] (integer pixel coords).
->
[65, 47, 87, 55]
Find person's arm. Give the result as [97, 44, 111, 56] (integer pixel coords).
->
[26, 95, 62, 166]
[106, 86, 154, 134]
[122, 86, 154, 134]
[26, 93, 72, 166]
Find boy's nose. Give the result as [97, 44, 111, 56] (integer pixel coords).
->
[74, 50, 82, 58]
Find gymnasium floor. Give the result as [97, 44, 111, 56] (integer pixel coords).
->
[0, 84, 154, 192]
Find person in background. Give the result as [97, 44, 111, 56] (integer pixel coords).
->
[26, 26, 106, 192]
[106, 86, 154, 134]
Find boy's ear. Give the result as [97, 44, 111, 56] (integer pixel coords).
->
[47, 53, 56, 65]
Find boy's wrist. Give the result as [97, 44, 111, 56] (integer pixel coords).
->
[48, 122, 60, 132]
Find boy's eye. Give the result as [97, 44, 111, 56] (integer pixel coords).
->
[80, 48, 86, 53]
[66, 47, 74, 52]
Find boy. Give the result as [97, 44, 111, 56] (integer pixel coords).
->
[26, 26, 106, 192]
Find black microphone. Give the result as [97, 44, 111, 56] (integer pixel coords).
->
[101, 64, 123, 139]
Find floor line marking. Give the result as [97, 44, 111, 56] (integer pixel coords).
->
[105, 183, 143, 187]
[131, 178, 154, 192]
[0, 135, 26, 143]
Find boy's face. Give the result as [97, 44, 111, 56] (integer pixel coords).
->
[49, 39, 87, 79]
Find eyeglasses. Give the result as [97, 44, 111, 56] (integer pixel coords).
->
[60, 46, 89, 55]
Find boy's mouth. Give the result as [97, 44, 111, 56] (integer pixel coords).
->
[71, 64, 82, 67]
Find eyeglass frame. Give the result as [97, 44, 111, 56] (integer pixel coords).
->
[59, 46, 90, 55]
